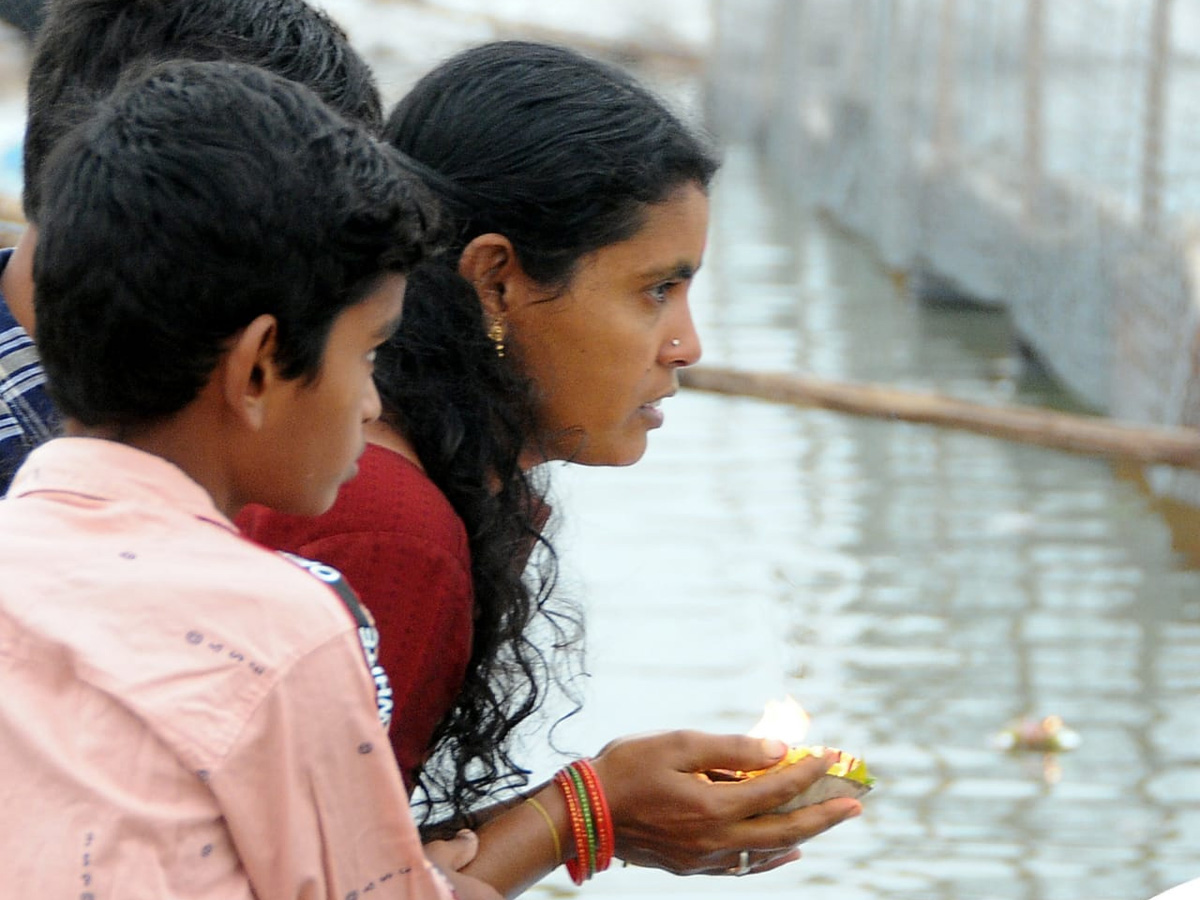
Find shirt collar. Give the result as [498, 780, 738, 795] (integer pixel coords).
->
[8, 436, 236, 531]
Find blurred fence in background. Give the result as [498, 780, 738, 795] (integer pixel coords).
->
[705, 0, 1200, 507]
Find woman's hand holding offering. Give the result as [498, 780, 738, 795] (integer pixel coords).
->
[590, 730, 863, 876]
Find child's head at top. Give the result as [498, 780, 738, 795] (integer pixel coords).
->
[23, 0, 381, 223]
[33, 58, 440, 516]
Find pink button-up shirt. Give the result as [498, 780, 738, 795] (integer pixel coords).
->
[0, 437, 454, 900]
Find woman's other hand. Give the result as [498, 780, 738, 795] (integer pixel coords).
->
[591, 730, 863, 875]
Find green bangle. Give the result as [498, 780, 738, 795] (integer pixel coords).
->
[567, 763, 598, 877]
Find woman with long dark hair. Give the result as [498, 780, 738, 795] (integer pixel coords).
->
[239, 40, 861, 897]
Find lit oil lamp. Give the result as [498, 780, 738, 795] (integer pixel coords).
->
[739, 696, 874, 812]
[991, 715, 1081, 754]
[991, 714, 1080, 784]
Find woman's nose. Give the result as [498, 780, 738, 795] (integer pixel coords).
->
[661, 304, 702, 367]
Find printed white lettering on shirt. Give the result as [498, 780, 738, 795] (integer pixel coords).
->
[278, 552, 395, 730]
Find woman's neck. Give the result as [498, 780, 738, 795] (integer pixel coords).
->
[364, 419, 425, 471]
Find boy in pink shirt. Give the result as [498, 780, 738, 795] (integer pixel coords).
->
[0, 59, 482, 899]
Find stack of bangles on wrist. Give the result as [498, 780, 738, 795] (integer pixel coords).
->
[549, 758, 614, 884]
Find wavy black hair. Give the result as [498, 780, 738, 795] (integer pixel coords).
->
[379, 40, 720, 824]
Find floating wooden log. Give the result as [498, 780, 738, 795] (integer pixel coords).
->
[679, 365, 1200, 470]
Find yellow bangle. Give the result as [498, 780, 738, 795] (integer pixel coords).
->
[525, 796, 563, 865]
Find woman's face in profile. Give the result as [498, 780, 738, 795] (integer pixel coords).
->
[507, 182, 710, 467]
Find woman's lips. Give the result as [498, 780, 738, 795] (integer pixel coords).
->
[639, 397, 666, 428]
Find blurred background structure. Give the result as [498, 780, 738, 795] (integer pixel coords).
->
[707, 0, 1200, 508]
[0, 0, 42, 40]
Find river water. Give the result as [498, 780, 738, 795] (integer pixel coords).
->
[523, 145, 1200, 900]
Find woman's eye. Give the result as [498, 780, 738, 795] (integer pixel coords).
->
[648, 282, 676, 303]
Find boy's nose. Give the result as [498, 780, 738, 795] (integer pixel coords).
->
[362, 378, 382, 423]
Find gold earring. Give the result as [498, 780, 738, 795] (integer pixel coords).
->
[487, 317, 507, 358]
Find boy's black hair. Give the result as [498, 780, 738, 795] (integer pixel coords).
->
[23, 0, 382, 221]
[33, 59, 439, 429]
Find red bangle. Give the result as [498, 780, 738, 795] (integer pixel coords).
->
[555, 760, 616, 883]
[572, 759, 614, 873]
[554, 767, 591, 884]
[566, 764, 597, 873]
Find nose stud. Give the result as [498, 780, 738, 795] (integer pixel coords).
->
[670, 339, 681, 347]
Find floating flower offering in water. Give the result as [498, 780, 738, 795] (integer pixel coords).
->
[991, 715, 1081, 753]
[737, 696, 874, 812]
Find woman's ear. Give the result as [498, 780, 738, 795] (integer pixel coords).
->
[221, 313, 280, 431]
[458, 233, 525, 318]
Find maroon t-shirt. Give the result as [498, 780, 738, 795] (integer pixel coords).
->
[237, 443, 473, 792]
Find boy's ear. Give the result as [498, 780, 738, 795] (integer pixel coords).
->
[458, 233, 531, 318]
[222, 314, 281, 430]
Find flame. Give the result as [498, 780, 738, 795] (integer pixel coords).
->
[747, 696, 811, 746]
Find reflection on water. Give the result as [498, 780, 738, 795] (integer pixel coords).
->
[524, 146, 1200, 900]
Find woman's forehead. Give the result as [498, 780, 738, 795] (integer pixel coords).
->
[579, 185, 710, 272]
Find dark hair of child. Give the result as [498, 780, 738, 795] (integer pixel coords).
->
[34, 59, 439, 429]
[23, 0, 382, 221]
